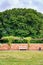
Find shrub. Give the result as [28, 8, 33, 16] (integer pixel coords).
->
[0, 39, 8, 43]
[12, 39, 27, 43]
[24, 37, 32, 49]
[30, 39, 43, 43]
[1, 36, 27, 43]
[2, 36, 15, 43]
[24, 37, 32, 43]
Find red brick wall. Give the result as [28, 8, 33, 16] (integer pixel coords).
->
[0, 44, 43, 50]
[29, 44, 43, 50]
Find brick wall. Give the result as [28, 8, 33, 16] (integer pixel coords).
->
[29, 44, 43, 50]
[0, 43, 43, 50]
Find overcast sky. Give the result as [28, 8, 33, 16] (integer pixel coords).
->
[0, 0, 43, 13]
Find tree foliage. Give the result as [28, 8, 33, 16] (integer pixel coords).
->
[0, 8, 43, 38]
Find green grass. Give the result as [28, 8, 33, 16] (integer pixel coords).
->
[0, 51, 43, 65]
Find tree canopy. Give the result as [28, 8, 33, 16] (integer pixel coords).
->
[0, 8, 43, 38]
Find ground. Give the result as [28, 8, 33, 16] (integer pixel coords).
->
[0, 51, 43, 65]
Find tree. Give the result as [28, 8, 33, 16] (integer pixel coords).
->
[24, 37, 32, 49]
[0, 8, 43, 38]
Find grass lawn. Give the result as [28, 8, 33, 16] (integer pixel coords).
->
[0, 51, 43, 65]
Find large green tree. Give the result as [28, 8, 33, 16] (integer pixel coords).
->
[0, 8, 43, 38]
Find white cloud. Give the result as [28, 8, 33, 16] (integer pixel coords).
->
[8, 0, 19, 7]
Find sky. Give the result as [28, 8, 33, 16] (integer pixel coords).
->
[0, 0, 43, 13]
